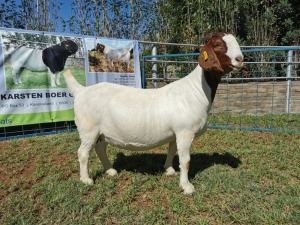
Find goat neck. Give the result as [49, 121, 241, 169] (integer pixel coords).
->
[203, 70, 223, 102]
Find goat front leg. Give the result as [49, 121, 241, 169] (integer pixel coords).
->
[126, 61, 130, 71]
[55, 72, 61, 86]
[111, 60, 114, 68]
[12, 68, 21, 84]
[164, 141, 177, 176]
[49, 71, 56, 87]
[176, 132, 195, 194]
[95, 141, 117, 176]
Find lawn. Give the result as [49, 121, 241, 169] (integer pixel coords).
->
[5, 67, 86, 89]
[0, 129, 299, 224]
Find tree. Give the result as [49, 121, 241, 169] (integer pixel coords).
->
[1, 0, 63, 32]
[155, 0, 300, 46]
[1, 0, 299, 46]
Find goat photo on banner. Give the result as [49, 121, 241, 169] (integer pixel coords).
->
[0, 29, 85, 127]
[1, 31, 85, 89]
[84, 37, 140, 87]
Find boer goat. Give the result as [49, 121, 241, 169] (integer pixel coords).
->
[64, 33, 243, 194]
[9, 40, 77, 87]
[96, 43, 132, 71]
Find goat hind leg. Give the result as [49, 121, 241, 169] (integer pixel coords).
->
[164, 141, 177, 176]
[78, 140, 95, 184]
[49, 71, 56, 87]
[95, 141, 117, 176]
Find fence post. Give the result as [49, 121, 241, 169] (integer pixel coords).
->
[141, 56, 145, 88]
[286, 50, 293, 113]
[151, 44, 157, 88]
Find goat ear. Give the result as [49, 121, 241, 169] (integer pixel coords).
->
[199, 43, 224, 73]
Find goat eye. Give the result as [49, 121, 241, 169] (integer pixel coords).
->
[213, 43, 225, 53]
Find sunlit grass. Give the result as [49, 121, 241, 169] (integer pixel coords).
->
[0, 130, 299, 224]
[209, 113, 300, 133]
[5, 67, 85, 90]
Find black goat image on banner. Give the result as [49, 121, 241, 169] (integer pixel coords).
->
[7, 39, 78, 87]
[42, 40, 78, 87]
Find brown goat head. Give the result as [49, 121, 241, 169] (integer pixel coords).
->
[96, 43, 105, 53]
[199, 32, 235, 74]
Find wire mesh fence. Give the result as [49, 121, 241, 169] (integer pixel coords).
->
[1, 46, 300, 140]
[0, 121, 76, 140]
[142, 47, 300, 134]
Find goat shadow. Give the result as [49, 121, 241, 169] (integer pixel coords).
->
[99, 151, 241, 179]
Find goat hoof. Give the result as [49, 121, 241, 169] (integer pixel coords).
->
[180, 182, 195, 195]
[106, 168, 118, 176]
[80, 177, 94, 185]
[166, 167, 176, 176]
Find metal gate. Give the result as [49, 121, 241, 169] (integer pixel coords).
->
[142, 46, 300, 133]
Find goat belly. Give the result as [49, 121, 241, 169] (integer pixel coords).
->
[23, 49, 47, 71]
[99, 113, 176, 151]
[104, 134, 175, 151]
[106, 48, 130, 61]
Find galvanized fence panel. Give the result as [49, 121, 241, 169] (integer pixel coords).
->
[142, 47, 300, 134]
[0, 121, 77, 140]
[1, 45, 299, 140]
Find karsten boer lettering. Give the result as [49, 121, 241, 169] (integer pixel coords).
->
[1, 92, 71, 100]
[0, 93, 43, 100]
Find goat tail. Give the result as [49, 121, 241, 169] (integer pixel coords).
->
[63, 69, 85, 96]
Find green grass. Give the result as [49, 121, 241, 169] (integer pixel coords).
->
[0, 130, 299, 224]
[5, 67, 86, 89]
[209, 113, 300, 133]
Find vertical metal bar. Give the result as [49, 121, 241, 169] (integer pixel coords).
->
[141, 56, 145, 88]
[240, 76, 244, 130]
[225, 78, 229, 128]
[286, 50, 293, 113]
[151, 44, 157, 88]
[163, 62, 166, 81]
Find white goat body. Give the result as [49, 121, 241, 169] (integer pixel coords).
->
[70, 65, 209, 149]
[10, 47, 48, 85]
[97, 44, 131, 70]
[11, 46, 47, 70]
[65, 33, 243, 194]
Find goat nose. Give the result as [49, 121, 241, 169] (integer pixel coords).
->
[235, 55, 243, 63]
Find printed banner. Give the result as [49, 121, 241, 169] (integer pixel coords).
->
[85, 37, 140, 86]
[0, 28, 141, 127]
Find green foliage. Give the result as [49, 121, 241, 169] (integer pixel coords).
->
[0, 0, 299, 45]
[155, 0, 300, 47]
